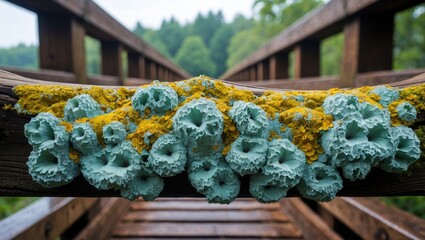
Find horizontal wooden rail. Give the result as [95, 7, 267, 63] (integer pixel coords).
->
[221, 0, 425, 87]
[0, 197, 98, 240]
[231, 69, 425, 90]
[5, 0, 190, 83]
[0, 70, 424, 197]
[319, 197, 425, 239]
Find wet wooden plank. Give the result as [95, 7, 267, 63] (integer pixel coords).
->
[112, 222, 302, 238]
[280, 198, 343, 240]
[130, 201, 280, 211]
[122, 210, 289, 222]
[320, 197, 425, 240]
[0, 197, 97, 240]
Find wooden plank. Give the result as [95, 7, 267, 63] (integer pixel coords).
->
[355, 68, 425, 87]
[320, 197, 425, 239]
[38, 14, 86, 83]
[130, 201, 280, 211]
[101, 41, 123, 85]
[294, 41, 320, 79]
[0, 197, 97, 240]
[237, 76, 339, 90]
[0, 67, 77, 83]
[7, 0, 190, 79]
[270, 52, 289, 80]
[280, 198, 343, 240]
[112, 222, 302, 238]
[122, 210, 289, 222]
[74, 198, 131, 240]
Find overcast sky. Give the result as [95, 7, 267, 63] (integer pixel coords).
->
[0, 0, 255, 47]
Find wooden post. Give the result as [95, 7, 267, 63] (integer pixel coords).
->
[157, 66, 164, 81]
[270, 52, 288, 80]
[149, 61, 157, 80]
[341, 14, 394, 87]
[101, 41, 123, 85]
[294, 41, 320, 79]
[250, 66, 257, 81]
[38, 14, 86, 83]
[128, 53, 146, 79]
[257, 61, 270, 81]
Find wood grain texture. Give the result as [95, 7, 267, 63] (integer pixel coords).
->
[280, 198, 343, 240]
[0, 70, 424, 197]
[0, 197, 97, 240]
[320, 197, 425, 239]
[294, 41, 320, 79]
[74, 198, 130, 240]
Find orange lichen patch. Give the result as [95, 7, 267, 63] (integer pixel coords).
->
[60, 121, 73, 132]
[128, 117, 171, 152]
[400, 84, 425, 113]
[2, 104, 13, 110]
[280, 106, 333, 163]
[69, 150, 80, 163]
[13, 85, 134, 117]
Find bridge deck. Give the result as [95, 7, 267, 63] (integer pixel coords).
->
[110, 198, 303, 239]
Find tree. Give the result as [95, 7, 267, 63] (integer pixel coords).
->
[210, 25, 234, 77]
[85, 37, 101, 75]
[0, 43, 38, 69]
[142, 29, 171, 58]
[175, 36, 216, 76]
[227, 30, 266, 68]
[133, 21, 146, 38]
[157, 18, 185, 57]
[254, 0, 323, 38]
[394, 5, 425, 69]
[191, 11, 224, 46]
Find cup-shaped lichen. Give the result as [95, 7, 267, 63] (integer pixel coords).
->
[24, 112, 69, 149]
[380, 126, 420, 173]
[120, 164, 164, 201]
[148, 134, 187, 177]
[132, 84, 178, 115]
[80, 141, 141, 190]
[249, 173, 288, 203]
[262, 139, 306, 188]
[172, 98, 224, 154]
[203, 165, 241, 204]
[396, 102, 417, 122]
[64, 94, 103, 122]
[27, 145, 79, 187]
[297, 162, 343, 202]
[188, 156, 220, 193]
[358, 102, 390, 127]
[103, 122, 127, 145]
[323, 94, 359, 120]
[229, 101, 269, 137]
[70, 123, 99, 155]
[225, 136, 268, 176]
[370, 86, 399, 107]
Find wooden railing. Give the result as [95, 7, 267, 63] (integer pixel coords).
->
[221, 0, 425, 88]
[3, 0, 191, 85]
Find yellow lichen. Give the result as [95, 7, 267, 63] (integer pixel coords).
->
[69, 150, 80, 163]
[11, 76, 425, 165]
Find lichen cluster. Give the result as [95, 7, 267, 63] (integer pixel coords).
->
[14, 76, 424, 203]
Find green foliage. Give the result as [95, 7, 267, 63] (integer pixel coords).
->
[191, 11, 224, 47]
[394, 5, 425, 69]
[381, 197, 425, 219]
[0, 43, 38, 69]
[321, 33, 343, 76]
[210, 25, 235, 76]
[175, 36, 216, 76]
[158, 18, 186, 56]
[85, 37, 101, 75]
[227, 30, 266, 68]
[142, 29, 171, 58]
[253, 0, 323, 38]
[0, 197, 39, 220]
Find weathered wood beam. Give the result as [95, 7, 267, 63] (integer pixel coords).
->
[0, 70, 424, 197]
[269, 52, 289, 80]
[101, 41, 124, 85]
[0, 197, 98, 240]
[294, 41, 320, 79]
[319, 197, 425, 239]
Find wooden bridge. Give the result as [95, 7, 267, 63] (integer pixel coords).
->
[1, 0, 425, 239]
